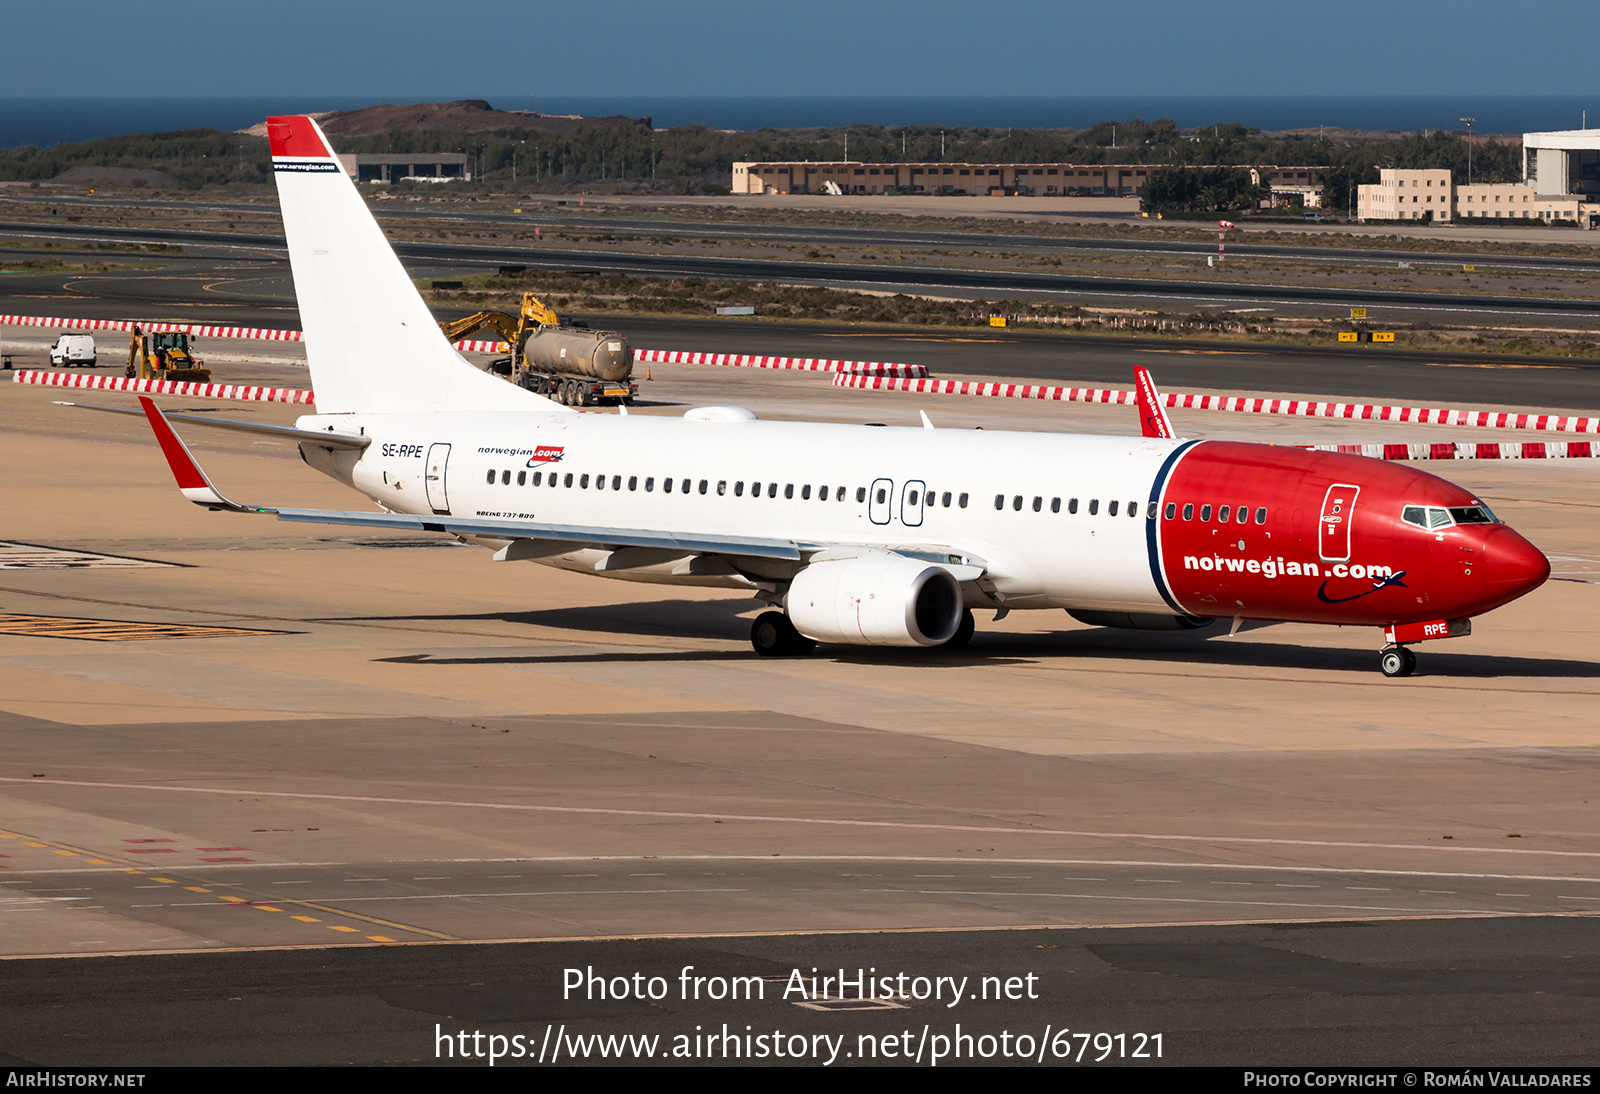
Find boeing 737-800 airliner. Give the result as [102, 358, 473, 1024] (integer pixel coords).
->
[115, 116, 1550, 677]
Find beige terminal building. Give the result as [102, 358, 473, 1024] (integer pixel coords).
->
[732, 160, 1323, 199]
[1357, 129, 1600, 226]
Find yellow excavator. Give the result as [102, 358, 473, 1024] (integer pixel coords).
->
[437, 292, 634, 406]
[126, 326, 211, 383]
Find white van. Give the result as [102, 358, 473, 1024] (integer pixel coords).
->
[49, 334, 97, 367]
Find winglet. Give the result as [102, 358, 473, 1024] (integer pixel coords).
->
[1133, 366, 1175, 439]
[137, 396, 257, 511]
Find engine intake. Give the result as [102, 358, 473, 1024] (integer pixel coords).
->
[787, 555, 963, 646]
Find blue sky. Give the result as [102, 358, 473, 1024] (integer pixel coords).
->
[4, 0, 1598, 98]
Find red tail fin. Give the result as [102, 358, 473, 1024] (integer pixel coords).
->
[1133, 366, 1175, 439]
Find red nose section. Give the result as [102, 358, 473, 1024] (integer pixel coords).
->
[1480, 525, 1551, 601]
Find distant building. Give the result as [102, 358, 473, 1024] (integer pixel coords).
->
[733, 161, 1323, 199]
[1356, 129, 1600, 226]
[336, 153, 473, 184]
[1522, 130, 1600, 200]
[1357, 165, 1591, 225]
[1356, 168, 1455, 223]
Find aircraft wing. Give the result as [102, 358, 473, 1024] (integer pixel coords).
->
[133, 394, 803, 561]
[270, 507, 802, 560]
[128, 395, 1003, 578]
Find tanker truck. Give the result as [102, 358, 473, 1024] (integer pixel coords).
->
[438, 293, 637, 407]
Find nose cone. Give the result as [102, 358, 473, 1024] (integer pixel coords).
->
[1481, 525, 1551, 602]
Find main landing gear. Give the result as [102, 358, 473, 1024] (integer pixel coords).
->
[1379, 646, 1418, 678]
[751, 611, 816, 657]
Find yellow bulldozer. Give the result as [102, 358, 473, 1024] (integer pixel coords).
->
[126, 326, 211, 383]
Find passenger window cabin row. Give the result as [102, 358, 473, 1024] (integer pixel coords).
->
[1164, 502, 1269, 525]
[481, 470, 1251, 525]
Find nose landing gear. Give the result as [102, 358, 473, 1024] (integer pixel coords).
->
[1379, 645, 1418, 677]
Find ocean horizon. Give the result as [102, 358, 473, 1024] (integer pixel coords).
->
[5, 95, 1599, 149]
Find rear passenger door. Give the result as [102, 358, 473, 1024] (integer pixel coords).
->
[425, 443, 452, 515]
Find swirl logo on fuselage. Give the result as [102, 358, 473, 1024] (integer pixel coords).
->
[1316, 570, 1409, 604]
[525, 446, 565, 465]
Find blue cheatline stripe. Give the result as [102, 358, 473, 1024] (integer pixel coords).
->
[1145, 439, 1202, 615]
[272, 161, 340, 173]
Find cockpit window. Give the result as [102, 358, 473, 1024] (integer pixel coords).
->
[1449, 506, 1494, 525]
[1404, 505, 1458, 529]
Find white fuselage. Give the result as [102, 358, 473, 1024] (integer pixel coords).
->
[298, 409, 1184, 614]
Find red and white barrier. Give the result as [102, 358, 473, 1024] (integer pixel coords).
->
[1304, 440, 1600, 461]
[636, 349, 928, 378]
[11, 371, 314, 403]
[1, 315, 304, 341]
[833, 374, 1600, 435]
[2, 317, 931, 376]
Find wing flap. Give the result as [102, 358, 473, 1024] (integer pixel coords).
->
[269, 507, 802, 560]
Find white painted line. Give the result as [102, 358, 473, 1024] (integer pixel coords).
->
[7, 777, 1600, 863]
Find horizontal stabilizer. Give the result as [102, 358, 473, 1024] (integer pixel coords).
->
[61, 401, 368, 449]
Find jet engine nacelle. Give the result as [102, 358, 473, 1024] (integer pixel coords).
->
[787, 555, 964, 647]
[1068, 610, 1214, 631]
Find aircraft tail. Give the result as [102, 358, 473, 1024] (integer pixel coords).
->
[266, 116, 565, 415]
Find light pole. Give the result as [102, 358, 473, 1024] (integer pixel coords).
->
[1460, 117, 1475, 186]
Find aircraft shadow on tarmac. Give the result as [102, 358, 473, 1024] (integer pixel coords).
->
[356, 600, 1600, 678]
